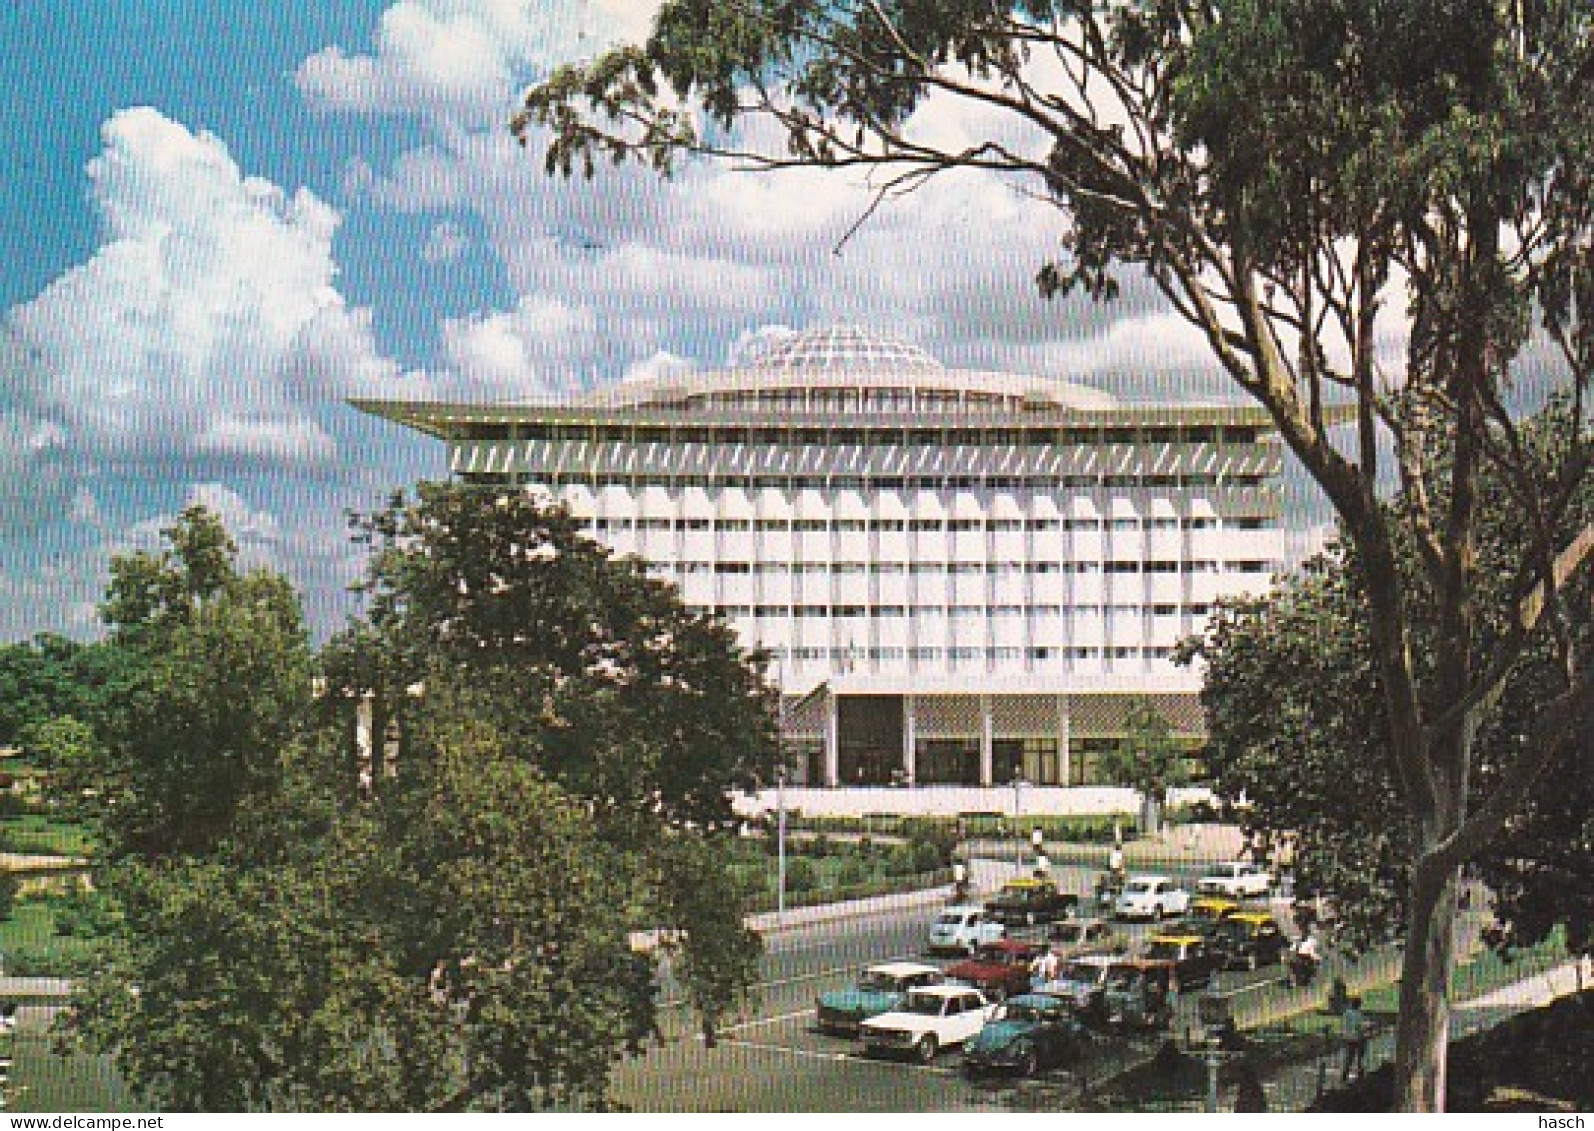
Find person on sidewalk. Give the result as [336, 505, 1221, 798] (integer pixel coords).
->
[1340, 995, 1369, 1082]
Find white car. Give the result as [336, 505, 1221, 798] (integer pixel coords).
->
[1197, 861, 1273, 899]
[1113, 874, 1191, 921]
[859, 985, 997, 1062]
[927, 904, 1006, 956]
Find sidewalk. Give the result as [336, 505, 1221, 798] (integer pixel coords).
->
[745, 855, 1021, 936]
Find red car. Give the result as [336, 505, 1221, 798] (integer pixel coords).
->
[945, 939, 1046, 1001]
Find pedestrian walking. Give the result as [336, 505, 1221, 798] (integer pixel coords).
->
[1340, 995, 1368, 1083]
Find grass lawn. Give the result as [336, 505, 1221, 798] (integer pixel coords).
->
[0, 814, 95, 858]
[0, 902, 102, 974]
[7, 1028, 137, 1114]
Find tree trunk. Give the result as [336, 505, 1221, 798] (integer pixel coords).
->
[1392, 855, 1461, 1110]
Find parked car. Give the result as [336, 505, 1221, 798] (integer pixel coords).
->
[814, 961, 945, 1036]
[1211, 909, 1291, 971]
[1101, 958, 1179, 1031]
[927, 904, 1006, 957]
[1140, 931, 1221, 990]
[1197, 861, 1274, 899]
[945, 939, 1047, 1001]
[1113, 874, 1191, 921]
[859, 985, 996, 1062]
[985, 877, 1079, 927]
[1042, 916, 1125, 958]
[1034, 953, 1119, 1025]
[1184, 895, 1243, 943]
[960, 993, 1089, 1078]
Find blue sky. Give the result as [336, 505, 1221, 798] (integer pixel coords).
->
[0, 1, 1289, 643]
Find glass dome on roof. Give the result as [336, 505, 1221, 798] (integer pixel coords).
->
[740, 325, 943, 374]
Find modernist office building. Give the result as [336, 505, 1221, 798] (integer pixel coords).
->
[354, 326, 1288, 790]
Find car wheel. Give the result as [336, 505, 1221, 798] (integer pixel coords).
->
[916, 1034, 939, 1063]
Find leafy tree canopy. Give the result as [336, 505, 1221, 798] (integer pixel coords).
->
[72, 486, 777, 1110]
[91, 505, 313, 859]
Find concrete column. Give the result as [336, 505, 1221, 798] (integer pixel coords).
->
[1059, 694, 1072, 786]
[979, 694, 994, 786]
[824, 693, 840, 787]
[903, 694, 917, 786]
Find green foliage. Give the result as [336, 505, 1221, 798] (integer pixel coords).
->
[92, 506, 313, 858]
[0, 636, 130, 748]
[835, 854, 868, 888]
[50, 883, 117, 940]
[332, 482, 776, 830]
[898, 817, 958, 865]
[1096, 698, 1190, 817]
[1180, 553, 1410, 953]
[783, 856, 817, 894]
[67, 486, 779, 1111]
[0, 871, 18, 920]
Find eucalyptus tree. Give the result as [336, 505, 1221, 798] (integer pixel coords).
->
[518, 1, 1594, 1108]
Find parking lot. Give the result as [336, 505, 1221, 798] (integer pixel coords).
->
[612, 852, 1329, 1112]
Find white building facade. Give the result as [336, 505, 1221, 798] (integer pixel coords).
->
[355, 327, 1288, 792]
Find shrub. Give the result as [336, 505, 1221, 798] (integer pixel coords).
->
[836, 855, 868, 889]
[0, 871, 17, 919]
[785, 857, 817, 894]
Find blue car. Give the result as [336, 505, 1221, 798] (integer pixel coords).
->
[961, 993, 1089, 1077]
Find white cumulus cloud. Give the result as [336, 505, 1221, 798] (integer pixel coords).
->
[6, 106, 406, 468]
[296, 0, 659, 121]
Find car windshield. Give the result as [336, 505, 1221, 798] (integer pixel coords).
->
[857, 971, 900, 992]
[904, 993, 946, 1016]
[1144, 941, 1181, 960]
[1124, 880, 1155, 895]
[1053, 924, 1083, 943]
[934, 912, 965, 927]
[1058, 961, 1101, 982]
[1217, 920, 1254, 941]
[1002, 1002, 1040, 1023]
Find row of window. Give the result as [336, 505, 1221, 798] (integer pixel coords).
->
[705, 603, 1213, 619]
[591, 516, 1268, 532]
[469, 424, 1263, 447]
[655, 560, 1270, 576]
[767, 645, 1178, 663]
[522, 473, 1271, 491]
